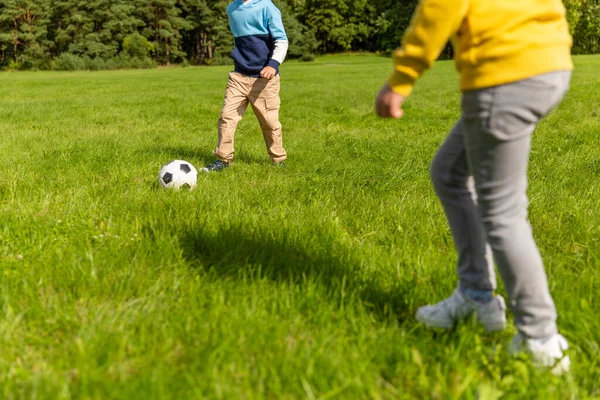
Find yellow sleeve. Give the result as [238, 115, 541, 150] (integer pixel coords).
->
[388, 0, 469, 96]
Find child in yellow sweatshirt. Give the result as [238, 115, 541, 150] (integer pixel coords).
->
[376, 0, 573, 374]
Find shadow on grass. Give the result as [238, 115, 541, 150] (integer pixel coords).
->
[179, 226, 417, 323]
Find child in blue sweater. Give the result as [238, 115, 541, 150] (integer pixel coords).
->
[205, 0, 289, 172]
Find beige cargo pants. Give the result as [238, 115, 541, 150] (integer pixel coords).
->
[214, 72, 287, 164]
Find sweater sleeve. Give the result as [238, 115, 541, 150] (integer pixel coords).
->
[266, 3, 288, 69]
[270, 40, 289, 66]
[388, 0, 468, 96]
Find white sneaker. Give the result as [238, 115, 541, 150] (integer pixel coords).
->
[416, 288, 507, 331]
[511, 333, 571, 375]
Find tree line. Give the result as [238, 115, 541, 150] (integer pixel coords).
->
[0, 0, 598, 70]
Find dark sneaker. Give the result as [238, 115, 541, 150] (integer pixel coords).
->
[203, 160, 229, 172]
[272, 161, 286, 168]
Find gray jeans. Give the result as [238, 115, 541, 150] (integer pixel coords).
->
[430, 71, 571, 338]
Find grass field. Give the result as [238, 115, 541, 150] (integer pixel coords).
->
[0, 54, 599, 399]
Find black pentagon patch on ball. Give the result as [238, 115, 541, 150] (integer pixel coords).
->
[180, 163, 192, 174]
[162, 172, 173, 184]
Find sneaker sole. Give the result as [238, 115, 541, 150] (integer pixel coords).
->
[415, 311, 454, 329]
[480, 320, 506, 332]
[550, 356, 571, 375]
[510, 334, 571, 375]
[416, 312, 506, 331]
[202, 168, 228, 172]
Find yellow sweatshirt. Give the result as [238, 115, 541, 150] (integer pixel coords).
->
[388, 0, 573, 96]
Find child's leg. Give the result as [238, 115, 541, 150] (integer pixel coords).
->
[461, 71, 571, 339]
[214, 72, 251, 162]
[249, 75, 287, 163]
[430, 121, 496, 294]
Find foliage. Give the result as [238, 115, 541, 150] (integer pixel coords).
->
[273, 0, 319, 58]
[179, 0, 230, 65]
[136, 0, 192, 65]
[207, 50, 234, 66]
[52, 52, 86, 70]
[563, 0, 584, 36]
[0, 0, 598, 69]
[51, 51, 156, 71]
[571, 0, 600, 54]
[0, 0, 54, 69]
[123, 32, 154, 59]
[286, 0, 377, 53]
[299, 52, 316, 62]
[371, 0, 419, 54]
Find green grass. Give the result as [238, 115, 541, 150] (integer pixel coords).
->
[0, 54, 599, 399]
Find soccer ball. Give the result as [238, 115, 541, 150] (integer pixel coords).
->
[158, 160, 198, 190]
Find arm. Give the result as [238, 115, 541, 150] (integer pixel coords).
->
[271, 39, 289, 67]
[390, 0, 468, 96]
[377, 0, 468, 117]
[261, 3, 288, 79]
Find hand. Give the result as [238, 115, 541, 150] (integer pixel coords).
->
[260, 66, 277, 79]
[375, 83, 406, 119]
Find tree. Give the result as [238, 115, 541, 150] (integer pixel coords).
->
[572, 0, 600, 54]
[102, 1, 146, 54]
[1, 0, 598, 69]
[123, 31, 153, 58]
[179, 0, 229, 64]
[290, 0, 375, 53]
[368, 0, 418, 54]
[135, 0, 191, 64]
[53, 0, 119, 59]
[273, 0, 318, 58]
[0, 0, 53, 68]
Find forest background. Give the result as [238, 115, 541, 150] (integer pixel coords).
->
[1, 0, 599, 71]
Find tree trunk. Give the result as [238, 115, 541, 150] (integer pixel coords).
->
[166, 36, 170, 65]
[201, 31, 207, 63]
[13, 19, 18, 60]
[57, 15, 61, 53]
[195, 31, 201, 63]
[154, 10, 159, 62]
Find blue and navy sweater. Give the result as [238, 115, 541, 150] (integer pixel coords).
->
[227, 0, 288, 77]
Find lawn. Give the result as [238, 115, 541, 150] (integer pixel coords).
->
[0, 54, 598, 399]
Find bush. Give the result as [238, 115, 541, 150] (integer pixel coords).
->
[104, 58, 118, 70]
[123, 33, 154, 59]
[6, 60, 22, 71]
[35, 58, 53, 71]
[142, 57, 157, 69]
[572, 1, 600, 54]
[299, 53, 316, 62]
[84, 56, 107, 71]
[208, 52, 233, 66]
[50, 53, 156, 71]
[115, 54, 156, 69]
[53, 53, 86, 71]
[563, 0, 584, 36]
[272, 0, 319, 58]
